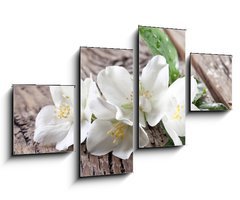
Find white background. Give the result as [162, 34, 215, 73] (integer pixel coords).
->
[0, 0, 239, 199]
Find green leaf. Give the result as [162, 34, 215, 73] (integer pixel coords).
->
[139, 26, 180, 84]
[179, 137, 185, 145]
[192, 83, 207, 107]
[198, 103, 228, 111]
[164, 136, 185, 146]
[192, 82, 228, 111]
[91, 114, 97, 122]
[193, 83, 207, 103]
[164, 137, 174, 147]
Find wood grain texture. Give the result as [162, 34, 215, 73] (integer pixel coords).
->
[81, 47, 133, 81]
[80, 47, 133, 177]
[165, 29, 185, 61]
[191, 53, 232, 109]
[13, 85, 72, 155]
[139, 28, 185, 148]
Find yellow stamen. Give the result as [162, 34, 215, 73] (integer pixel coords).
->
[56, 103, 71, 119]
[139, 83, 152, 98]
[63, 95, 70, 99]
[172, 104, 183, 120]
[142, 90, 152, 98]
[107, 122, 126, 144]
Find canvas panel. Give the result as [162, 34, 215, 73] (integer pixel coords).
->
[190, 53, 232, 112]
[13, 84, 74, 155]
[80, 47, 133, 177]
[138, 25, 186, 148]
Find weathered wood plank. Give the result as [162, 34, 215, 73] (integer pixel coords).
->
[165, 29, 185, 61]
[80, 47, 133, 177]
[191, 53, 232, 109]
[81, 47, 133, 80]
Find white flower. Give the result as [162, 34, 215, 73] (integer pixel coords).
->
[81, 77, 99, 143]
[96, 66, 149, 147]
[86, 97, 148, 159]
[96, 56, 169, 129]
[139, 55, 170, 127]
[34, 86, 74, 151]
[161, 76, 198, 145]
[97, 65, 134, 123]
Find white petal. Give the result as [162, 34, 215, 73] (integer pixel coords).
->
[146, 90, 169, 126]
[140, 56, 171, 126]
[81, 78, 92, 103]
[81, 78, 91, 114]
[139, 96, 152, 113]
[81, 77, 99, 122]
[113, 126, 133, 160]
[139, 126, 149, 147]
[97, 66, 133, 123]
[151, 65, 169, 96]
[34, 106, 72, 146]
[97, 66, 133, 107]
[164, 96, 185, 137]
[81, 79, 88, 108]
[162, 116, 183, 146]
[162, 76, 186, 137]
[50, 86, 63, 107]
[87, 77, 100, 106]
[56, 124, 74, 150]
[191, 76, 198, 103]
[139, 110, 146, 127]
[86, 120, 117, 156]
[81, 119, 91, 143]
[89, 97, 116, 120]
[49, 86, 74, 107]
[168, 76, 185, 104]
[141, 55, 169, 93]
[35, 105, 72, 129]
[35, 105, 56, 127]
[61, 86, 74, 106]
[115, 105, 133, 125]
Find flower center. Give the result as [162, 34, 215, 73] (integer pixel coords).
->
[107, 122, 127, 144]
[172, 104, 184, 121]
[56, 103, 71, 119]
[56, 95, 72, 119]
[141, 90, 152, 98]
